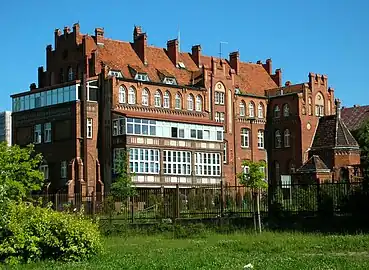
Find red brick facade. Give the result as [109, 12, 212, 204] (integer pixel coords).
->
[10, 23, 362, 195]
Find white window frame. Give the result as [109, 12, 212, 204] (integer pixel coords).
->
[154, 90, 162, 107]
[163, 150, 191, 175]
[275, 130, 282, 148]
[195, 152, 221, 176]
[195, 95, 202, 112]
[119, 86, 126, 104]
[163, 91, 170, 108]
[240, 102, 245, 116]
[44, 122, 52, 143]
[274, 105, 280, 118]
[284, 129, 291, 147]
[128, 87, 136, 105]
[223, 143, 227, 164]
[257, 130, 264, 149]
[241, 128, 250, 148]
[34, 124, 42, 144]
[127, 148, 160, 174]
[249, 102, 255, 117]
[163, 77, 177, 85]
[135, 73, 149, 82]
[67, 67, 74, 81]
[61, 161, 67, 178]
[283, 104, 290, 117]
[87, 118, 93, 139]
[187, 95, 194, 111]
[40, 164, 49, 180]
[142, 88, 149, 106]
[258, 103, 264, 118]
[175, 93, 182, 109]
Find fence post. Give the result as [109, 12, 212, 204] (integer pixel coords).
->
[131, 196, 135, 223]
[176, 184, 180, 219]
[220, 180, 224, 217]
[92, 189, 96, 221]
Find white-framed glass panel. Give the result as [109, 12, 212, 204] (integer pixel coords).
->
[68, 67, 74, 81]
[87, 118, 93, 138]
[142, 88, 149, 106]
[128, 87, 136, 104]
[257, 130, 264, 149]
[195, 152, 221, 176]
[187, 94, 194, 110]
[241, 128, 250, 148]
[240, 101, 245, 116]
[195, 95, 202, 112]
[61, 161, 67, 178]
[283, 104, 290, 117]
[274, 105, 280, 118]
[34, 124, 42, 144]
[154, 90, 162, 107]
[163, 91, 170, 108]
[175, 93, 182, 109]
[248, 102, 255, 117]
[44, 122, 52, 143]
[39, 165, 49, 180]
[258, 103, 264, 118]
[275, 130, 282, 148]
[119, 86, 126, 104]
[163, 150, 191, 175]
[126, 148, 160, 174]
[284, 129, 291, 147]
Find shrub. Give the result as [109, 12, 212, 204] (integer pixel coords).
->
[0, 201, 102, 265]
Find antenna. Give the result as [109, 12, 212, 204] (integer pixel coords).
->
[219, 41, 228, 59]
[178, 29, 181, 53]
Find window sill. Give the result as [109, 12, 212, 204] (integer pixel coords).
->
[241, 146, 250, 149]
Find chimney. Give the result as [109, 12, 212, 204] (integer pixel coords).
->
[38, 66, 44, 88]
[262, 59, 272, 75]
[133, 26, 147, 64]
[54, 28, 61, 49]
[167, 39, 179, 66]
[63, 26, 71, 36]
[229, 51, 239, 74]
[94, 27, 104, 45]
[335, 99, 341, 119]
[29, 83, 37, 91]
[272, 69, 282, 87]
[191, 45, 201, 67]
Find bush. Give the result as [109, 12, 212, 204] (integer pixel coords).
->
[0, 201, 102, 265]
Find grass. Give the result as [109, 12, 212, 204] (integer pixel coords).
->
[10, 231, 369, 270]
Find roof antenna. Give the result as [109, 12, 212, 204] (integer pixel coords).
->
[219, 41, 228, 59]
[177, 28, 181, 53]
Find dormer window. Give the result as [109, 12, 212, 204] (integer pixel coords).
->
[177, 62, 186, 69]
[163, 77, 177, 85]
[135, 73, 149, 82]
[108, 70, 123, 78]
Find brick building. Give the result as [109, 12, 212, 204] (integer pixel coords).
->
[10, 23, 361, 196]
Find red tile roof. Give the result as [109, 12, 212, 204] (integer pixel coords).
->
[341, 105, 369, 131]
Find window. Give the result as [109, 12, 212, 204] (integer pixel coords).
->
[112, 118, 126, 136]
[163, 91, 170, 108]
[128, 87, 136, 104]
[126, 118, 156, 136]
[108, 70, 123, 78]
[215, 112, 225, 123]
[163, 77, 177, 85]
[39, 165, 49, 180]
[67, 67, 74, 81]
[175, 93, 182, 109]
[308, 97, 312, 115]
[223, 142, 227, 164]
[163, 150, 191, 175]
[258, 103, 264, 118]
[119, 86, 126, 104]
[259, 166, 266, 181]
[135, 73, 149, 81]
[61, 161, 67, 178]
[187, 94, 194, 110]
[127, 148, 160, 174]
[284, 129, 290, 147]
[257, 130, 264, 149]
[315, 92, 324, 116]
[142, 88, 149, 106]
[34, 124, 42, 144]
[241, 128, 250, 148]
[44, 122, 52, 143]
[195, 95, 202, 112]
[178, 62, 186, 69]
[274, 105, 280, 118]
[283, 104, 290, 117]
[248, 102, 255, 117]
[239, 101, 245, 116]
[215, 92, 225, 105]
[87, 118, 93, 138]
[275, 130, 282, 148]
[154, 90, 162, 107]
[195, 152, 221, 176]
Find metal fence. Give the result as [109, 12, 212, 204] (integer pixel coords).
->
[31, 181, 366, 223]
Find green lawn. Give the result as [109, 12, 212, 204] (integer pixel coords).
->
[11, 232, 369, 270]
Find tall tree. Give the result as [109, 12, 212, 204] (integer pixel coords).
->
[111, 150, 136, 200]
[0, 143, 44, 201]
[238, 160, 267, 233]
[352, 120, 369, 176]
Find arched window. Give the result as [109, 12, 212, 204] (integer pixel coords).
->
[195, 95, 202, 112]
[142, 88, 149, 106]
[175, 93, 182, 109]
[283, 104, 290, 117]
[275, 130, 282, 148]
[119, 86, 126, 104]
[239, 101, 245, 116]
[284, 129, 290, 147]
[248, 102, 255, 117]
[308, 97, 312, 115]
[257, 130, 264, 149]
[187, 94, 194, 111]
[154, 90, 162, 107]
[241, 128, 250, 148]
[258, 103, 264, 118]
[315, 92, 324, 116]
[128, 87, 136, 104]
[67, 67, 74, 81]
[163, 91, 170, 108]
[274, 105, 280, 118]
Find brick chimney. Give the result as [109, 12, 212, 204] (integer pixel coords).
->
[335, 99, 341, 119]
[94, 27, 104, 45]
[263, 59, 272, 75]
[54, 28, 61, 49]
[38, 66, 44, 88]
[272, 69, 282, 87]
[229, 51, 239, 74]
[133, 26, 147, 64]
[191, 45, 201, 67]
[167, 39, 179, 66]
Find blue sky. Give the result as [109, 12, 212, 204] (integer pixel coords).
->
[0, 0, 368, 110]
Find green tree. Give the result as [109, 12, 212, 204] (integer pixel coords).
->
[237, 160, 267, 233]
[352, 120, 369, 174]
[111, 150, 136, 200]
[0, 143, 44, 202]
